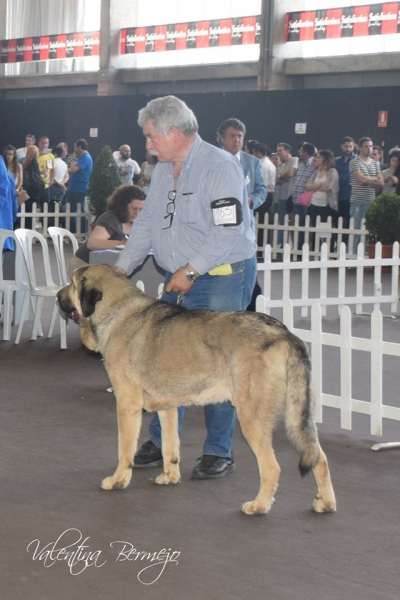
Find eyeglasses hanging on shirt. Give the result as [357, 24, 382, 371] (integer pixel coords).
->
[163, 189, 177, 230]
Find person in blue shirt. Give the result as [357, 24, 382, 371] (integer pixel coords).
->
[216, 117, 266, 311]
[64, 138, 93, 233]
[335, 136, 356, 231]
[0, 156, 18, 254]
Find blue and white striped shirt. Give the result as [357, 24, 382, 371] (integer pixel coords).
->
[116, 135, 256, 276]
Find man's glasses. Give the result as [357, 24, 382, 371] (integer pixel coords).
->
[162, 190, 177, 230]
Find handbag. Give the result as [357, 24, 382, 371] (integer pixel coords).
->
[297, 190, 313, 207]
[17, 189, 30, 205]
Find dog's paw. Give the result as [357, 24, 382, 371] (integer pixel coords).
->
[241, 498, 274, 516]
[312, 493, 337, 513]
[101, 471, 132, 491]
[155, 472, 181, 485]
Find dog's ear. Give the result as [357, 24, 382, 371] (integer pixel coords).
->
[79, 277, 103, 318]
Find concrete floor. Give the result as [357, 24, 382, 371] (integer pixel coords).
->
[1, 246, 399, 600]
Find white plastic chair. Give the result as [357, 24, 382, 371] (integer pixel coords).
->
[0, 229, 29, 340]
[47, 226, 79, 285]
[14, 229, 68, 348]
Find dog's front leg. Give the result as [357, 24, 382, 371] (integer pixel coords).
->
[101, 387, 143, 491]
[155, 408, 181, 485]
[79, 318, 100, 353]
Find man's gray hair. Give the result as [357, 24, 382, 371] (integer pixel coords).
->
[138, 95, 198, 137]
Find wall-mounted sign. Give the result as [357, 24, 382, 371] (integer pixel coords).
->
[89, 128, 99, 137]
[295, 123, 307, 134]
[120, 16, 260, 54]
[378, 111, 388, 128]
[286, 3, 400, 42]
[0, 32, 100, 63]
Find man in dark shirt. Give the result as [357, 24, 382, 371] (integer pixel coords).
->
[335, 136, 356, 231]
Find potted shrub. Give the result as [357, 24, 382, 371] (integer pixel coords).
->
[87, 145, 121, 220]
[365, 192, 400, 270]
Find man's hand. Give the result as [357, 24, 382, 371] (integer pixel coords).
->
[113, 266, 127, 276]
[165, 267, 196, 294]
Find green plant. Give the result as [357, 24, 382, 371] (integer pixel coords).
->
[87, 145, 121, 219]
[365, 192, 400, 245]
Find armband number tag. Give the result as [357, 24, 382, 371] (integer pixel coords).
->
[211, 198, 243, 227]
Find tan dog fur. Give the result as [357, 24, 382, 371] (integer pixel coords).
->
[57, 264, 336, 516]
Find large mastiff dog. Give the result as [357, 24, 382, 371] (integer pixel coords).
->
[58, 264, 336, 516]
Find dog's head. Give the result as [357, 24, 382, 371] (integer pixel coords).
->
[57, 264, 122, 319]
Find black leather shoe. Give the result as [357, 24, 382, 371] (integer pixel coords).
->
[133, 440, 163, 468]
[192, 455, 235, 479]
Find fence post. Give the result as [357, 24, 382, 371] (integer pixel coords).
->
[282, 297, 294, 331]
[311, 302, 323, 423]
[339, 306, 352, 430]
[282, 243, 291, 301]
[301, 243, 310, 318]
[320, 243, 328, 317]
[261, 245, 272, 315]
[355, 242, 365, 314]
[337, 242, 347, 315]
[256, 294, 269, 316]
[391, 242, 399, 313]
[373, 242, 382, 311]
[370, 309, 383, 436]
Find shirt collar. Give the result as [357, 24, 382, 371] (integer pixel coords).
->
[181, 134, 202, 169]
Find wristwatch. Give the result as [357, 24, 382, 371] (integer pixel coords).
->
[182, 265, 199, 282]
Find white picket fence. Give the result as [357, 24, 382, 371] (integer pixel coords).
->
[255, 296, 400, 437]
[258, 242, 400, 317]
[17, 202, 93, 240]
[256, 213, 368, 260]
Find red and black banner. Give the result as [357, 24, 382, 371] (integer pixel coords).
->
[120, 16, 260, 54]
[0, 31, 100, 63]
[286, 3, 400, 41]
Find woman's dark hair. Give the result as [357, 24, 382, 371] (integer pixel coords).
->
[3, 145, 17, 174]
[391, 151, 400, 195]
[317, 149, 335, 170]
[107, 185, 146, 223]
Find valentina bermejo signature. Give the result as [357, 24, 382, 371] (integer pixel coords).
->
[26, 528, 180, 584]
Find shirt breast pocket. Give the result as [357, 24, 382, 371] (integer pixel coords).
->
[178, 193, 200, 225]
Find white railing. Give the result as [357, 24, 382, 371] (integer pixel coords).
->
[256, 297, 400, 437]
[256, 213, 368, 260]
[257, 242, 400, 317]
[17, 202, 93, 240]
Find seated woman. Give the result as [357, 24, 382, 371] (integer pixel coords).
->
[68, 184, 145, 278]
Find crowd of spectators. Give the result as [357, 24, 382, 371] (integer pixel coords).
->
[245, 136, 400, 251]
[1, 129, 400, 249]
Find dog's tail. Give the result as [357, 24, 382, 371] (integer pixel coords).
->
[284, 336, 320, 477]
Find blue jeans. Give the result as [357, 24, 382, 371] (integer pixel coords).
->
[350, 202, 369, 253]
[277, 198, 292, 245]
[293, 203, 308, 248]
[63, 190, 87, 233]
[149, 256, 257, 458]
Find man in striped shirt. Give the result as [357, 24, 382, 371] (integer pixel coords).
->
[350, 137, 383, 251]
[292, 142, 316, 247]
[115, 96, 257, 480]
